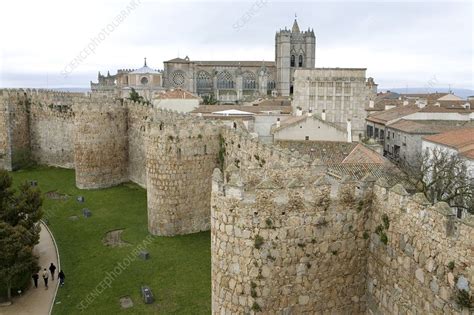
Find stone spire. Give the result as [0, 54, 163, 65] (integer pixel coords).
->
[144, 57, 147, 67]
[292, 17, 300, 33]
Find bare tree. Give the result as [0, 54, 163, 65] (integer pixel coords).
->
[401, 148, 473, 215]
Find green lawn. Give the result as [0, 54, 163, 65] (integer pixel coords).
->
[11, 167, 211, 315]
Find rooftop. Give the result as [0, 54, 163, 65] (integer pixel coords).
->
[387, 119, 473, 134]
[423, 128, 474, 151]
[191, 105, 291, 115]
[366, 105, 421, 124]
[164, 57, 275, 67]
[155, 88, 199, 100]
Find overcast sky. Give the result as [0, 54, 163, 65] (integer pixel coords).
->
[0, 0, 472, 90]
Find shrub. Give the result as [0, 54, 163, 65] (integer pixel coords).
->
[448, 261, 455, 271]
[382, 214, 390, 229]
[265, 218, 273, 228]
[380, 232, 388, 245]
[251, 302, 262, 312]
[455, 289, 472, 308]
[254, 235, 264, 249]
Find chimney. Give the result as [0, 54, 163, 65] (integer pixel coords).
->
[369, 100, 374, 108]
[346, 119, 352, 143]
[321, 109, 326, 121]
[276, 117, 281, 128]
[307, 108, 313, 117]
[296, 107, 303, 116]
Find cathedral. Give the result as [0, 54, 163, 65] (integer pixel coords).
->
[91, 19, 316, 102]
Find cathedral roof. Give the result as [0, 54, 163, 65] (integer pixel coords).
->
[292, 19, 300, 33]
[131, 58, 161, 74]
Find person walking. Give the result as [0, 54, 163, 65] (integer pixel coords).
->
[42, 268, 49, 289]
[58, 270, 65, 286]
[49, 263, 57, 280]
[32, 272, 39, 288]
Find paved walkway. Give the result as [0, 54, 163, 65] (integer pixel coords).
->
[0, 223, 59, 315]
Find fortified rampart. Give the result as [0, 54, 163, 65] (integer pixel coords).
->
[211, 167, 370, 314]
[146, 114, 221, 235]
[0, 89, 472, 313]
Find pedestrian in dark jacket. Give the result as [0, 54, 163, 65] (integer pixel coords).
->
[49, 263, 57, 280]
[32, 272, 39, 288]
[58, 270, 65, 286]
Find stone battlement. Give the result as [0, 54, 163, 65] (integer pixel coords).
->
[0, 91, 472, 314]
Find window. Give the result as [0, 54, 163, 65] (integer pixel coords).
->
[197, 71, 212, 91]
[305, 136, 309, 140]
[243, 71, 257, 89]
[318, 82, 325, 87]
[141, 77, 149, 85]
[367, 125, 374, 138]
[290, 55, 295, 67]
[217, 71, 234, 89]
[298, 55, 303, 67]
[374, 128, 379, 138]
[170, 71, 185, 87]
[380, 130, 384, 140]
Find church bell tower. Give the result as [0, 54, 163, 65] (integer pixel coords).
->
[275, 18, 316, 96]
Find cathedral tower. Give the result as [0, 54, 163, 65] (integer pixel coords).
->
[275, 19, 316, 96]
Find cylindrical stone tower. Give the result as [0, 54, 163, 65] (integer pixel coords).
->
[146, 119, 220, 236]
[73, 99, 128, 189]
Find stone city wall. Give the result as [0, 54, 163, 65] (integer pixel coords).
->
[1, 90, 31, 170]
[73, 99, 129, 189]
[126, 100, 153, 188]
[146, 115, 221, 235]
[211, 167, 372, 314]
[0, 92, 11, 170]
[28, 92, 76, 168]
[367, 182, 474, 315]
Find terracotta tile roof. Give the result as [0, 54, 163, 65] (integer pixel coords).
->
[272, 115, 346, 134]
[254, 98, 291, 107]
[191, 105, 291, 115]
[421, 102, 473, 112]
[461, 149, 474, 159]
[402, 92, 449, 100]
[155, 88, 199, 99]
[341, 143, 386, 164]
[387, 119, 473, 134]
[366, 105, 421, 124]
[276, 140, 357, 164]
[423, 128, 474, 150]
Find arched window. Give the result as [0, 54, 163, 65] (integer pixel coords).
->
[197, 71, 212, 92]
[242, 71, 257, 90]
[141, 77, 149, 85]
[267, 81, 276, 90]
[298, 55, 303, 67]
[290, 55, 295, 67]
[217, 71, 234, 89]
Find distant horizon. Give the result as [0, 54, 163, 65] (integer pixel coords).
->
[1, 1, 472, 90]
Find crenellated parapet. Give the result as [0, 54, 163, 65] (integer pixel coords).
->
[211, 166, 373, 314]
[367, 180, 473, 314]
[211, 163, 473, 314]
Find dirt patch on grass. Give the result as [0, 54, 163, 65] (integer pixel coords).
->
[119, 296, 134, 309]
[45, 190, 69, 200]
[103, 229, 130, 247]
